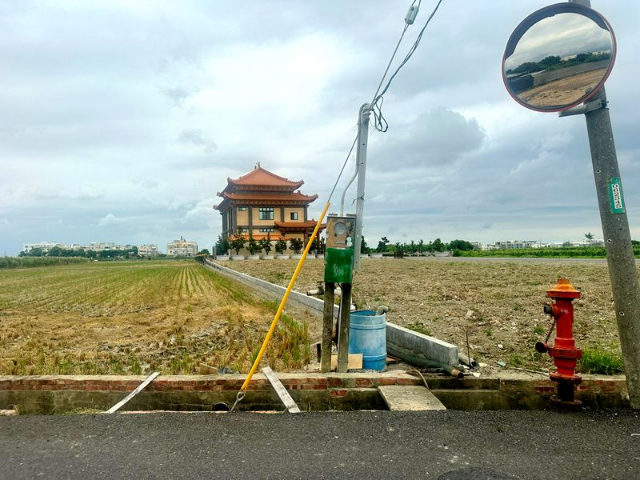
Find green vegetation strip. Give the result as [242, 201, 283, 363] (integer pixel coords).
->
[459, 246, 640, 259]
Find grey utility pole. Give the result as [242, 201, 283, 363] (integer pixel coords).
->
[353, 103, 371, 272]
[566, 0, 640, 408]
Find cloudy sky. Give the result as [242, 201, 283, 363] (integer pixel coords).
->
[1, 0, 639, 255]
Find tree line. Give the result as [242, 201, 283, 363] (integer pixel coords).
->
[215, 233, 326, 256]
[19, 246, 140, 260]
[373, 237, 475, 256]
[506, 51, 611, 76]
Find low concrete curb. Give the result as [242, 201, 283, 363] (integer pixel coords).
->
[0, 373, 629, 414]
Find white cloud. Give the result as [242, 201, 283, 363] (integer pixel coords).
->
[97, 214, 126, 227]
[1, 1, 639, 254]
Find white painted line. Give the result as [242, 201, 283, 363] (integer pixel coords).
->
[262, 367, 300, 414]
[105, 372, 160, 414]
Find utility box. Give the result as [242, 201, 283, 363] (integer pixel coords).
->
[324, 214, 355, 284]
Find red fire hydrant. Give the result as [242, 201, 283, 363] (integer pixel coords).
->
[535, 278, 582, 407]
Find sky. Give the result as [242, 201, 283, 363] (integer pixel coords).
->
[505, 13, 612, 69]
[1, 0, 639, 255]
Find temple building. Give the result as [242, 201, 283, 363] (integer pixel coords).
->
[214, 164, 324, 247]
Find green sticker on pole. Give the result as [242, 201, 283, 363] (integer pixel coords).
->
[608, 177, 625, 214]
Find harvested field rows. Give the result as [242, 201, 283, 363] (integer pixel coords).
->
[0, 261, 315, 375]
[223, 257, 634, 374]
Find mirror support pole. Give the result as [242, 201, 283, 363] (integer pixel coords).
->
[568, 0, 640, 409]
[580, 88, 640, 409]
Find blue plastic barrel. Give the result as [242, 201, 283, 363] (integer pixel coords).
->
[348, 310, 387, 371]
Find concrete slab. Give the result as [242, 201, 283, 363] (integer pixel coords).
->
[378, 385, 447, 411]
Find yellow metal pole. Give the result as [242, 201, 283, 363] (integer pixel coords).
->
[238, 201, 331, 393]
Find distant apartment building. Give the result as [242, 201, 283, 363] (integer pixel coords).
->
[167, 237, 198, 257]
[86, 242, 116, 252]
[22, 241, 150, 255]
[486, 240, 541, 250]
[138, 244, 159, 257]
[22, 242, 64, 254]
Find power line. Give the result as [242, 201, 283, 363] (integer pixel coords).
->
[327, 0, 445, 202]
[372, 0, 445, 132]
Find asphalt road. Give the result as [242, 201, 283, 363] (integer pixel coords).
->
[1, 410, 639, 479]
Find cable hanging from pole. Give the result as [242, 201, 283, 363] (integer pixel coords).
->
[372, 0, 445, 133]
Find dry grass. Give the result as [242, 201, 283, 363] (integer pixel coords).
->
[0, 261, 314, 375]
[224, 257, 630, 373]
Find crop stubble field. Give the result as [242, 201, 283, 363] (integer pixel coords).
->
[225, 257, 632, 374]
[1, 258, 632, 376]
[0, 261, 316, 375]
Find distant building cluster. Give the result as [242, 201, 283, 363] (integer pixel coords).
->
[22, 237, 200, 258]
[22, 241, 159, 257]
[481, 239, 604, 250]
[138, 245, 160, 257]
[166, 237, 198, 257]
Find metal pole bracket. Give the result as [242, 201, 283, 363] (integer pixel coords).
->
[559, 98, 605, 117]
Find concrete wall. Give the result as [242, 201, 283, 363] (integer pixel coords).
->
[532, 60, 609, 87]
[203, 259, 339, 318]
[386, 323, 459, 366]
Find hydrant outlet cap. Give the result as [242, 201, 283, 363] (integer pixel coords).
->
[547, 278, 580, 298]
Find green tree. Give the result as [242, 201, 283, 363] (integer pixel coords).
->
[48, 246, 63, 257]
[230, 235, 245, 255]
[585, 232, 594, 245]
[259, 234, 272, 255]
[418, 239, 424, 256]
[215, 235, 230, 255]
[507, 61, 543, 75]
[539, 55, 561, 67]
[448, 239, 474, 251]
[289, 237, 304, 254]
[432, 238, 445, 252]
[247, 235, 260, 255]
[198, 249, 210, 256]
[376, 236, 390, 253]
[360, 236, 369, 254]
[275, 237, 288, 255]
[310, 237, 319, 254]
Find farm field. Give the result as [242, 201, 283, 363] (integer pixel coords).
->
[0, 261, 316, 375]
[222, 257, 632, 374]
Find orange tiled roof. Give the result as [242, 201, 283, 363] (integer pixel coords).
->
[215, 191, 318, 211]
[227, 165, 303, 189]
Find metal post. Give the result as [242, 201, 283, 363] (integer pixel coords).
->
[583, 89, 640, 408]
[321, 282, 335, 373]
[566, 0, 640, 409]
[337, 282, 352, 373]
[353, 103, 371, 271]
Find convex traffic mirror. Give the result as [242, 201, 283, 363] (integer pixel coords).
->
[503, 3, 616, 112]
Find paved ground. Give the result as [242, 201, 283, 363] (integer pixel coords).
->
[1, 410, 639, 479]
